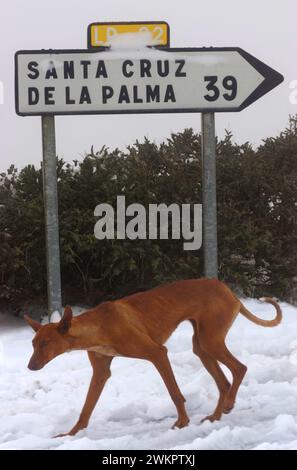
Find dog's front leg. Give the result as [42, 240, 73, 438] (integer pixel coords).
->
[55, 352, 113, 437]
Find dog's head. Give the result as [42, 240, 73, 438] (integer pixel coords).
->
[25, 306, 73, 370]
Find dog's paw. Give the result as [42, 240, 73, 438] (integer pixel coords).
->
[53, 432, 70, 438]
[200, 413, 221, 423]
[171, 417, 190, 429]
[223, 403, 234, 414]
[53, 430, 77, 438]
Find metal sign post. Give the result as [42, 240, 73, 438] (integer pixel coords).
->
[201, 112, 218, 278]
[41, 115, 62, 320]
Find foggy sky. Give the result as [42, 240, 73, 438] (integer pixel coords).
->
[0, 0, 296, 171]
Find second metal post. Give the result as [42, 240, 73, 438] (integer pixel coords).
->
[201, 112, 218, 278]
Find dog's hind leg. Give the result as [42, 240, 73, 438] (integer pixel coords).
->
[199, 335, 247, 419]
[190, 320, 231, 422]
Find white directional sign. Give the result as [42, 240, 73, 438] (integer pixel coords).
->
[15, 47, 283, 116]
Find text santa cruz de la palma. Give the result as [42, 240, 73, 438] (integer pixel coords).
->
[26, 58, 188, 106]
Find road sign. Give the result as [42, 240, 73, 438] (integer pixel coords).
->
[88, 21, 170, 48]
[15, 47, 284, 116]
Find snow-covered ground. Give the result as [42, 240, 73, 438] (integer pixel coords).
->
[1, 299, 297, 450]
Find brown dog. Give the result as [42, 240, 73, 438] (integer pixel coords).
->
[25, 278, 282, 437]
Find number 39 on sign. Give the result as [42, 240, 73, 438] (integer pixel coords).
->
[88, 21, 170, 48]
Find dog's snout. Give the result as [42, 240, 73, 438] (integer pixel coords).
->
[28, 359, 42, 371]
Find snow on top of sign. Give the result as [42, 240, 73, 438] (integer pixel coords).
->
[84, 49, 229, 68]
[88, 47, 229, 66]
[38, 44, 229, 71]
[107, 30, 228, 65]
[109, 31, 158, 50]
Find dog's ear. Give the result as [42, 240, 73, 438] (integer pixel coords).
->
[57, 306, 73, 334]
[24, 314, 42, 332]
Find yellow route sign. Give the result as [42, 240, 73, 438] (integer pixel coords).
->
[88, 21, 170, 48]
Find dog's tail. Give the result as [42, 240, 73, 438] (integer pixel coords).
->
[239, 297, 282, 327]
